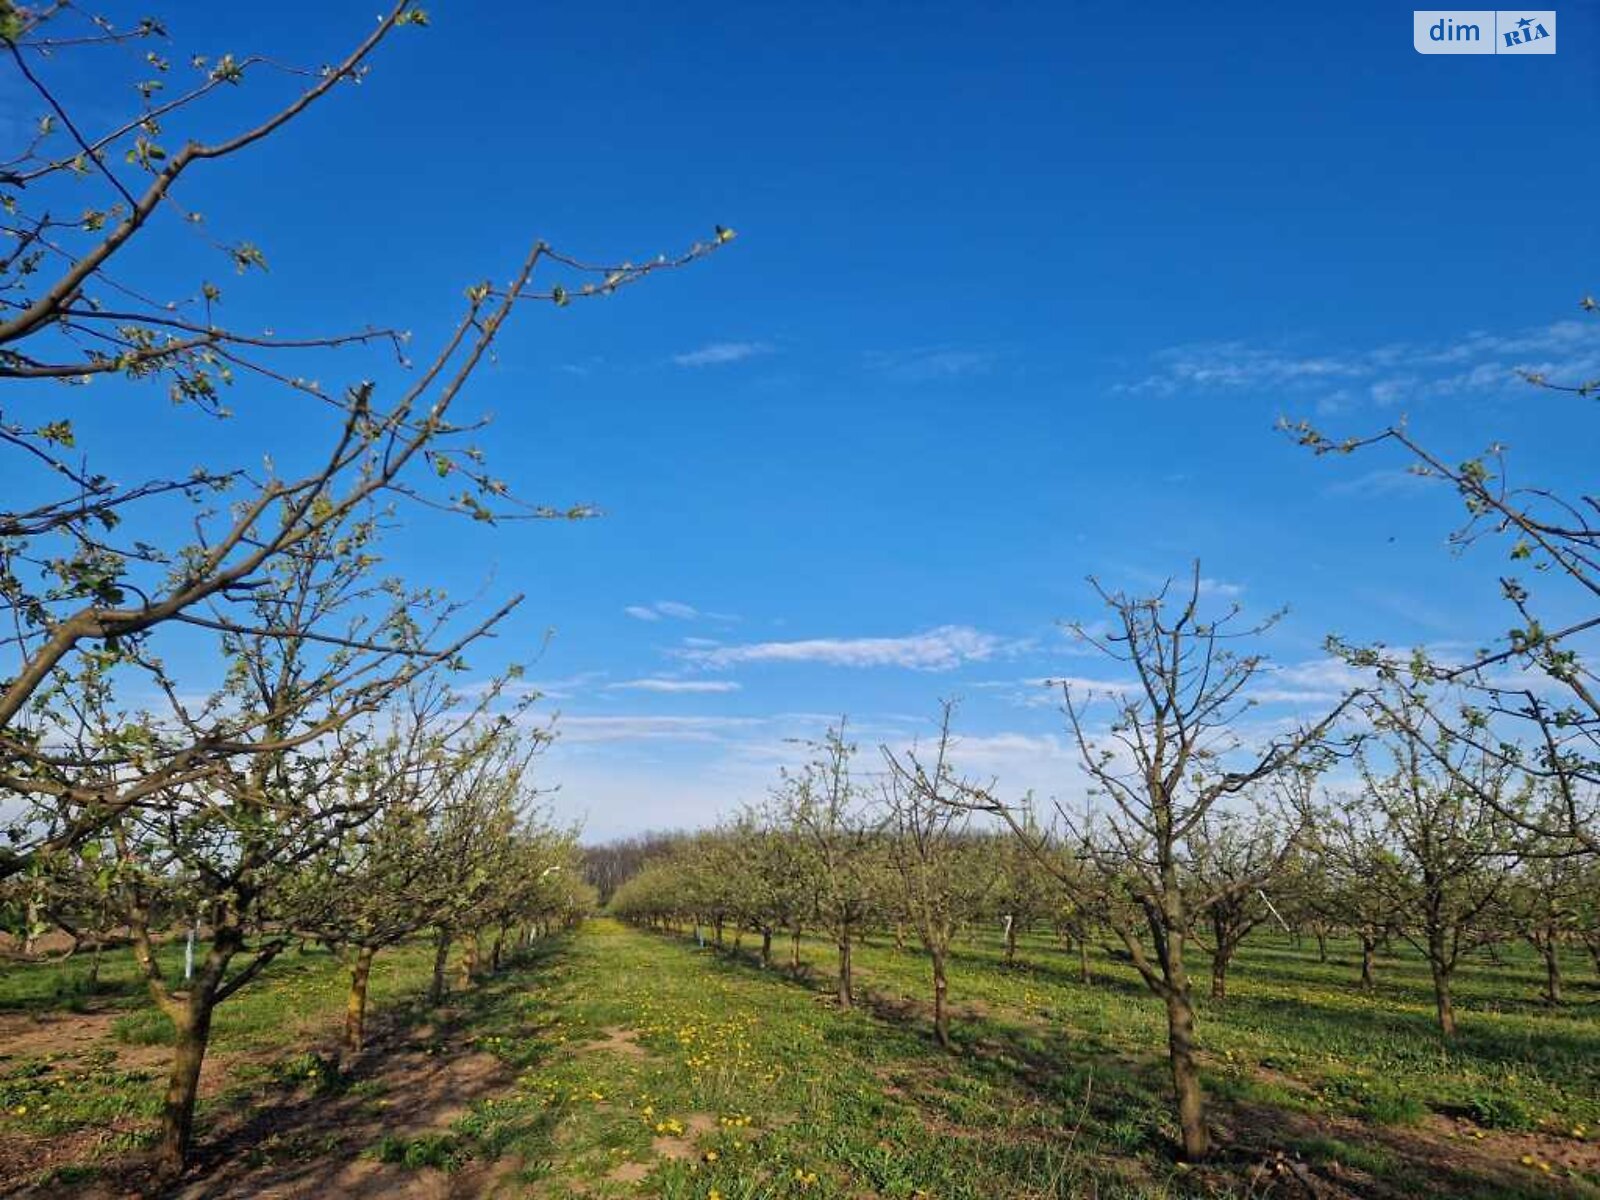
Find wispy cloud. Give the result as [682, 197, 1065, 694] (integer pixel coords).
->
[1119, 318, 1600, 410]
[1323, 467, 1440, 499]
[867, 347, 996, 381]
[555, 715, 763, 744]
[608, 678, 742, 694]
[625, 600, 729, 622]
[1119, 344, 1367, 396]
[671, 341, 773, 367]
[1253, 657, 1372, 704]
[1197, 576, 1245, 599]
[972, 675, 1133, 709]
[680, 625, 1012, 671]
[459, 672, 604, 701]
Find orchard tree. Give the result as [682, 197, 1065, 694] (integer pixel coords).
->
[1574, 856, 1600, 979]
[423, 723, 542, 1004]
[94, 513, 505, 1179]
[1284, 297, 1599, 856]
[284, 679, 538, 1058]
[976, 566, 1347, 1161]
[1303, 808, 1400, 991]
[1183, 802, 1298, 1001]
[988, 823, 1053, 967]
[1040, 843, 1099, 985]
[1502, 795, 1588, 1006]
[725, 812, 814, 968]
[5, 830, 123, 983]
[0, 0, 729, 879]
[882, 702, 993, 1047]
[777, 722, 880, 1009]
[1355, 683, 1524, 1037]
[610, 860, 687, 932]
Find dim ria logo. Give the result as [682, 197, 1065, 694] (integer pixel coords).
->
[1414, 10, 1555, 53]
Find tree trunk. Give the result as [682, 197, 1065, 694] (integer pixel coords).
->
[1163, 985, 1209, 1160]
[155, 991, 217, 1181]
[1078, 936, 1091, 985]
[429, 927, 451, 1004]
[459, 930, 479, 987]
[894, 920, 906, 952]
[791, 927, 802, 970]
[1542, 939, 1562, 1006]
[760, 928, 772, 968]
[837, 931, 853, 1009]
[931, 950, 950, 1049]
[1314, 925, 1328, 964]
[87, 940, 103, 990]
[1004, 916, 1017, 964]
[1359, 935, 1376, 990]
[1429, 957, 1457, 1038]
[1210, 947, 1231, 1001]
[491, 924, 507, 973]
[714, 916, 724, 948]
[343, 946, 376, 1059]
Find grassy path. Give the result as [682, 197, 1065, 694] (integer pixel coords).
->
[454, 917, 1161, 1199]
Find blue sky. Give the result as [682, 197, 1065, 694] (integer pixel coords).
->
[15, 2, 1600, 837]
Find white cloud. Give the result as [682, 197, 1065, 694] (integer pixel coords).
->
[1121, 318, 1600, 410]
[1046, 674, 1138, 695]
[1323, 467, 1439, 499]
[867, 347, 995, 381]
[1253, 657, 1373, 704]
[679, 625, 1010, 671]
[1197, 576, 1245, 598]
[456, 672, 604, 701]
[554, 715, 763, 744]
[608, 679, 742, 694]
[1119, 344, 1368, 396]
[671, 341, 773, 367]
[624, 600, 715, 622]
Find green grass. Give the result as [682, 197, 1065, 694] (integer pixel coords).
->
[826, 925, 1600, 1138]
[395, 921, 1599, 1197]
[1, 922, 1597, 1197]
[431, 921, 1172, 1198]
[0, 938, 444, 1159]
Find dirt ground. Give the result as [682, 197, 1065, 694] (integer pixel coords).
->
[0, 1001, 520, 1199]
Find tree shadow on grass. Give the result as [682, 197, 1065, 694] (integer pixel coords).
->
[43, 938, 580, 1200]
[1221, 987, 1600, 1075]
[659, 927, 1600, 1200]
